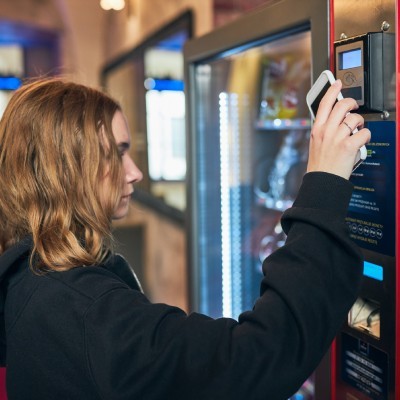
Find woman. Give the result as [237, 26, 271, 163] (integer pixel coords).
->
[0, 78, 370, 399]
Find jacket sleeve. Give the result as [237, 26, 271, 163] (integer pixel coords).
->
[84, 172, 363, 400]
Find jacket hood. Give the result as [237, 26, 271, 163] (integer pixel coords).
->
[0, 237, 143, 366]
[0, 236, 32, 366]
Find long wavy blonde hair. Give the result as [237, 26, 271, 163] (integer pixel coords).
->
[0, 78, 125, 272]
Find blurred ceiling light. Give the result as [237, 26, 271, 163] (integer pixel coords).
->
[100, 0, 125, 11]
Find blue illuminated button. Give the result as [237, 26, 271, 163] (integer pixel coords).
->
[0, 76, 21, 90]
[363, 261, 383, 281]
[151, 79, 184, 91]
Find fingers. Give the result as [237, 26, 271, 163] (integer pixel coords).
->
[349, 127, 371, 150]
[314, 80, 343, 124]
[340, 113, 365, 134]
[336, 113, 370, 156]
[307, 76, 371, 179]
[327, 97, 359, 128]
[308, 77, 371, 179]
[314, 79, 359, 128]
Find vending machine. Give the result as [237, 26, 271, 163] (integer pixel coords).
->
[329, 1, 397, 399]
[184, 0, 398, 398]
[185, 0, 331, 398]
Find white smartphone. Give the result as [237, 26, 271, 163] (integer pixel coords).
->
[306, 70, 367, 170]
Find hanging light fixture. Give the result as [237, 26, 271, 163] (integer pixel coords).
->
[100, 0, 125, 11]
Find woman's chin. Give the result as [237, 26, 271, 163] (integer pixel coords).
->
[112, 198, 130, 220]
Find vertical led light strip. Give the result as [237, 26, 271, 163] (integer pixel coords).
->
[219, 92, 233, 317]
[219, 92, 242, 318]
[229, 93, 242, 318]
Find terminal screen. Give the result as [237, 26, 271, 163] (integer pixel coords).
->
[339, 48, 362, 70]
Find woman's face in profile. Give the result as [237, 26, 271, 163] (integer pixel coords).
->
[108, 110, 143, 219]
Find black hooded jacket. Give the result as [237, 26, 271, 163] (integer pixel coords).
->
[0, 172, 363, 400]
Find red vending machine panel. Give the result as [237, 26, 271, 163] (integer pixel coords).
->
[327, 0, 398, 399]
[0, 369, 5, 400]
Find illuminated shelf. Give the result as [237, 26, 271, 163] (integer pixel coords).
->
[255, 118, 311, 131]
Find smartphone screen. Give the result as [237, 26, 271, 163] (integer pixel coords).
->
[310, 81, 331, 118]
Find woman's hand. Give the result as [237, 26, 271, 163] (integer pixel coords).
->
[306, 79, 371, 179]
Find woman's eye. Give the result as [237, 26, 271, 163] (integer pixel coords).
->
[118, 144, 129, 157]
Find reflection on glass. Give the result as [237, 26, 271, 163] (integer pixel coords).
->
[254, 129, 309, 211]
[143, 30, 189, 211]
[288, 377, 314, 399]
[194, 30, 312, 316]
[146, 90, 186, 181]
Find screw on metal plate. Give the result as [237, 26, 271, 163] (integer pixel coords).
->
[340, 33, 347, 40]
[381, 111, 390, 120]
[381, 21, 390, 31]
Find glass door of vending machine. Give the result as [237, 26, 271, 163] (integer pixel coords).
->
[185, 0, 331, 398]
[190, 30, 312, 316]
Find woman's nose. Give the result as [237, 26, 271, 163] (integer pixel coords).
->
[124, 155, 143, 184]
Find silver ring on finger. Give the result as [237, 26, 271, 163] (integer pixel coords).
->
[342, 120, 353, 134]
